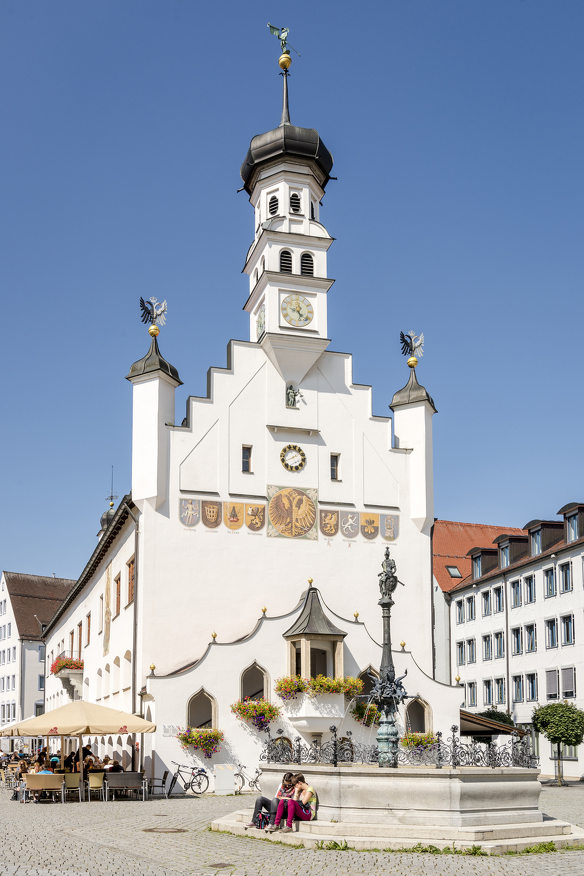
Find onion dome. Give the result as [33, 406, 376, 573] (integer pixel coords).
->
[126, 334, 182, 385]
[390, 368, 437, 413]
[240, 70, 333, 196]
[100, 502, 116, 533]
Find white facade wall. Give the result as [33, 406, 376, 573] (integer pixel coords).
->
[0, 579, 19, 732]
[450, 534, 584, 778]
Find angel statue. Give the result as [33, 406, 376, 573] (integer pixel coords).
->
[267, 24, 301, 57]
[139, 297, 167, 327]
[400, 330, 424, 359]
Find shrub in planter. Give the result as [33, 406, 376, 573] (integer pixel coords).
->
[51, 657, 84, 674]
[176, 728, 224, 758]
[350, 701, 380, 726]
[401, 732, 438, 750]
[230, 697, 281, 732]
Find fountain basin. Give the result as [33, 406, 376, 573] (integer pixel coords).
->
[259, 763, 543, 827]
[283, 693, 346, 733]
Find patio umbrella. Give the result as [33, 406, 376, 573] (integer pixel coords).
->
[0, 701, 156, 800]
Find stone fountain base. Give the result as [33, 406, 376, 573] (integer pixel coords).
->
[210, 763, 584, 854]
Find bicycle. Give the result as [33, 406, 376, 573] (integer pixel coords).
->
[233, 763, 262, 793]
[167, 761, 209, 797]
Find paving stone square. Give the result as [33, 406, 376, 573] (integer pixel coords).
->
[1, 783, 584, 875]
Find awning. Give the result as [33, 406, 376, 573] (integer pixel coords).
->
[459, 709, 525, 737]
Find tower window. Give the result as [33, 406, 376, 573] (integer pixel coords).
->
[301, 253, 314, 276]
[290, 193, 301, 213]
[280, 250, 292, 273]
[330, 454, 340, 480]
[311, 202, 316, 220]
[268, 195, 278, 216]
[242, 446, 252, 473]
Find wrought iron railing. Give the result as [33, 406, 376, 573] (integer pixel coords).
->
[260, 725, 539, 770]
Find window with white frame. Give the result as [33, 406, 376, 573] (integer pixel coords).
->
[482, 591, 491, 616]
[483, 679, 493, 705]
[38, 645, 44, 662]
[6, 624, 10, 638]
[525, 575, 536, 603]
[466, 595, 475, 621]
[456, 600, 464, 624]
[466, 638, 476, 664]
[510, 580, 521, 608]
[545, 618, 558, 648]
[567, 514, 578, 543]
[495, 677, 505, 704]
[526, 672, 538, 702]
[38, 675, 44, 691]
[12, 647, 15, 662]
[494, 631, 505, 659]
[562, 666, 576, 698]
[493, 586, 504, 613]
[560, 563, 572, 593]
[561, 613, 575, 645]
[467, 682, 477, 707]
[512, 675, 523, 702]
[511, 627, 522, 655]
[544, 568, 556, 598]
[531, 529, 541, 555]
[546, 668, 559, 700]
[500, 545, 510, 568]
[473, 555, 482, 579]
[483, 634, 492, 660]
[456, 641, 465, 665]
[525, 623, 537, 652]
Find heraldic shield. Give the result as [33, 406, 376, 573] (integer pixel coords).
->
[360, 513, 379, 540]
[340, 512, 359, 538]
[224, 503, 244, 530]
[245, 504, 266, 531]
[179, 499, 200, 527]
[380, 514, 399, 541]
[202, 501, 222, 529]
[319, 510, 339, 537]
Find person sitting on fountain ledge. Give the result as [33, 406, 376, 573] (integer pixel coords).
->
[246, 772, 294, 829]
[267, 774, 317, 833]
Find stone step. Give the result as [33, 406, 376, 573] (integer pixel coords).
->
[211, 811, 584, 855]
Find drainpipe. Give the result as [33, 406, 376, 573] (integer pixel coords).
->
[124, 501, 140, 770]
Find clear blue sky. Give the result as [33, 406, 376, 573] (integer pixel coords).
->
[1, 1, 582, 579]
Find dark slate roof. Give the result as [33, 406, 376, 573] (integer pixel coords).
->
[126, 336, 182, 385]
[3, 573, 76, 641]
[390, 368, 437, 413]
[283, 588, 347, 638]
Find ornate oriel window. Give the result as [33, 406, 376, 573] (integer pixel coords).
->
[283, 587, 346, 678]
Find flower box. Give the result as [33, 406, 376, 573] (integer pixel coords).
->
[283, 693, 346, 732]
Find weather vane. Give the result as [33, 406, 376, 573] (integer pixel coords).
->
[139, 297, 167, 338]
[400, 330, 424, 368]
[106, 466, 118, 511]
[268, 23, 301, 70]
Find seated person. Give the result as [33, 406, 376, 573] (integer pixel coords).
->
[102, 756, 112, 770]
[267, 774, 317, 833]
[110, 759, 123, 772]
[33, 763, 54, 803]
[246, 772, 294, 828]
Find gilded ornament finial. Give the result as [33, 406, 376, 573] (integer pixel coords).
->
[308, 577, 313, 585]
[261, 606, 267, 614]
[149, 664, 156, 672]
[400, 641, 406, 649]
[211, 632, 217, 640]
[455, 675, 461, 684]
[353, 612, 359, 620]
[400, 331, 424, 368]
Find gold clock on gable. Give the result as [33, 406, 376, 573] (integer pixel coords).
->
[280, 444, 306, 472]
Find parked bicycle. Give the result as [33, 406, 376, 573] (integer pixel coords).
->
[167, 761, 209, 797]
[234, 763, 262, 793]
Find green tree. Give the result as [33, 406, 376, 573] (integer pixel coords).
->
[532, 703, 584, 785]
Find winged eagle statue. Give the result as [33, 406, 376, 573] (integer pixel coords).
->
[139, 297, 167, 328]
[399, 330, 424, 359]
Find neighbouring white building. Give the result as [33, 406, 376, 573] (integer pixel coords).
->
[42, 60, 463, 780]
[449, 502, 584, 778]
[0, 572, 74, 751]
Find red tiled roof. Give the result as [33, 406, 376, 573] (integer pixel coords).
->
[3, 572, 76, 640]
[433, 520, 527, 593]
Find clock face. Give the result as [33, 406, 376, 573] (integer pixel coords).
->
[280, 443, 307, 472]
[256, 303, 265, 340]
[281, 294, 314, 328]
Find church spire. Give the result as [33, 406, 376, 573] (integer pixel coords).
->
[280, 69, 291, 126]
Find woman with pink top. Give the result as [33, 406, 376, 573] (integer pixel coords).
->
[266, 774, 317, 833]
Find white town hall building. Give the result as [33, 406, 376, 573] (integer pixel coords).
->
[42, 58, 462, 779]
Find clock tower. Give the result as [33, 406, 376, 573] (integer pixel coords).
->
[240, 61, 334, 386]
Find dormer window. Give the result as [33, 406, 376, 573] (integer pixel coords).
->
[500, 544, 509, 568]
[531, 529, 541, 556]
[290, 193, 301, 213]
[472, 555, 482, 579]
[280, 250, 292, 273]
[300, 253, 314, 276]
[269, 195, 278, 216]
[567, 514, 578, 543]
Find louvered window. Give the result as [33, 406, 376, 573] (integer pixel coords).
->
[546, 668, 559, 699]
[300, 253, 314, 276]
[562, 667, 576, 698]
[290, 193, 301, 213]
[269, 195, 278, 216]
[280, 250, 292, 273]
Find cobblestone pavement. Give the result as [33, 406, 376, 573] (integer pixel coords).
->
[1, 784, 584, 876]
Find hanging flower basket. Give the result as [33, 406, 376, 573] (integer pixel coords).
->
[275, 675, 364, 701]
[51, 657, 84, 674]
[230, 698, 281, 733]
[350, 701, 381, 726]
[176, 728, 224, 758]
